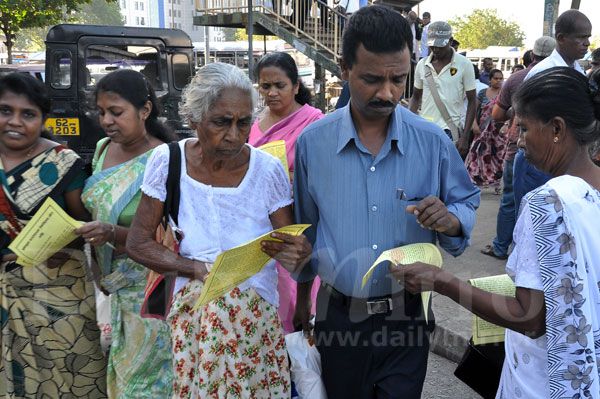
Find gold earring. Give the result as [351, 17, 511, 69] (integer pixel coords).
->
[553, 137, 559, 143]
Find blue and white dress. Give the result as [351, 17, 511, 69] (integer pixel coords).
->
[497, 175, 600, 399]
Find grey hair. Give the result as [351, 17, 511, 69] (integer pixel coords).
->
[179, 62, 257, 124]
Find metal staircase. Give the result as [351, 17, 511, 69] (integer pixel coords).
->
[193, 0, 347, 78]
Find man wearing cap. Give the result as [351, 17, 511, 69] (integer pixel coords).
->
[409, 21, 476, 159]
[293, 6, 480, 399]
[481, 36, 556, 261]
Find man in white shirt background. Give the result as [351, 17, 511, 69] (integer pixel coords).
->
[526, 9, 590, 81]
[513, 9, 592, 213]
[420, 12, 431, 60]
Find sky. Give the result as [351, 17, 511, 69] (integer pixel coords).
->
[416, 0, 599, 48]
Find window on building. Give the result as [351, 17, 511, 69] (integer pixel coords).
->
[140, 2, 144, 10]
[121, 0, 126, 8]
[168, 9, 171, 16]
[134, 1, 138, 10]
[178, 10, 181, 17]
[141, 17, 145, 25]
[136, 16, 140, 24]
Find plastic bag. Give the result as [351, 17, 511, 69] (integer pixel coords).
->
[285, 331, 327, 399]
[94, 286, 112, 353]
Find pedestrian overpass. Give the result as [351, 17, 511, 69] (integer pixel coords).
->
[193, 0, 422, 107]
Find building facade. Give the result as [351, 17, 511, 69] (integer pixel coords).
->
[118, 0, 224, 42]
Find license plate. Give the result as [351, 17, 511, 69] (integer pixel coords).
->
[45, 118, 80, 136]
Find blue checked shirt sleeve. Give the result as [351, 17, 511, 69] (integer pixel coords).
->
[292, 133, 318, 283]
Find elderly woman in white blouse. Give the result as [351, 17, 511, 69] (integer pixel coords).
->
[126, 62, 311, 399]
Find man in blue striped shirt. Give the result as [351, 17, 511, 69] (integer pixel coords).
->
[292, 5, 480, 398]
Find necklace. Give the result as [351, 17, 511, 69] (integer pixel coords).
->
[25, 142, 38, 159]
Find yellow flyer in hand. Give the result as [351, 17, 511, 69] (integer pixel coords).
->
[361, 243, 443, 323]
[469, 274, 516, 345]
[192, 224, 310, 310]
[8, 197, 83, 267]
[258, 140, 290, 181]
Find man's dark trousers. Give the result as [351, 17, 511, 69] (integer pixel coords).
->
[313, 285, 431, 399]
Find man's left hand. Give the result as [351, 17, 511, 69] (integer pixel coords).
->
[406, 196, 462, 236]
[261, 233, 312, 274]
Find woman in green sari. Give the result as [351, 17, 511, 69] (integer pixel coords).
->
[0, 73, 107, 397]
[76, 69, 175, 398]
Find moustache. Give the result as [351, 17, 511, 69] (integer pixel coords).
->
[368, 101, 396, 108]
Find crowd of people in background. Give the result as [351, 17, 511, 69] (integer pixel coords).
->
[0, 4, 599, 399]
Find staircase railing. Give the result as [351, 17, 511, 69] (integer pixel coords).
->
[196, 0, 347, 61]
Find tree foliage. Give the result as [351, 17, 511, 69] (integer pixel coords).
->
[222, 28, 237, 42]
[234, 28, 278, 42]
[448, 9, 525, 50]
[71, 0, 124, 25]
[0, 0, 118, 62]
[14, 0, 124, 52]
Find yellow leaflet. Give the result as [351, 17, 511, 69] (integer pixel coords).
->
[9, 198, 83, 267]
[468, 274, 516, 345]
[192, 224, 310, 310]
[258, 140, 290, 181]
[361, 243, 442, 323]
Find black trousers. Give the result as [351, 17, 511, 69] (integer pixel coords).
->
[313, 285, 432, 399]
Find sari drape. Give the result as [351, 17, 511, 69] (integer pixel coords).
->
[0, 146, 107, 398]
[249, 103, 323, 178]
[465, 92, 507, 187]
[533, 176, 600, 398]
[81, 139, 173, 398]
[248, 104, 323, 334]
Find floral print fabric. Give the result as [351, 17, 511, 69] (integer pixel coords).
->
[465, 92, 507, 187]
[168, 280, 290, 399]
[535, 176, 600, 399]
[82, 138, 173, 398]
[499, 175, 600, 399]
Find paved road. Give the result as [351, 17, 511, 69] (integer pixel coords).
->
[423, 186, 505, 398]
[422, 352, 481, 398]
[430, 187, 509, 362]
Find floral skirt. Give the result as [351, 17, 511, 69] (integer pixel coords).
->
[0, 251, 107, 398]
[465, 124, 507, 187]
[168, 280, 290, 399]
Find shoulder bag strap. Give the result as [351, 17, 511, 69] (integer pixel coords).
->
[164, 141, 182, 226]
[424, 65, 460, 140]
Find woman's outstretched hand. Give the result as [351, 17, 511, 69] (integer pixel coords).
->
[389, 261, 447, 294]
